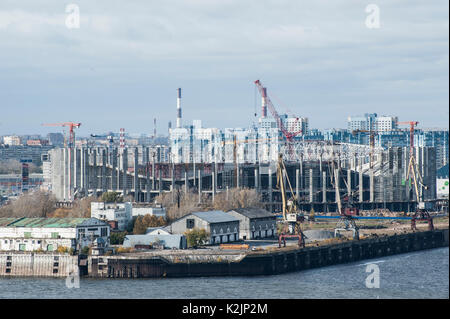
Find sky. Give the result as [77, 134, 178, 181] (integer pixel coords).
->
[0, 0, 448, 137]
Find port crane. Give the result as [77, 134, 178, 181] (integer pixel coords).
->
[397, 121, 434, 231]
[332, 157, 360, 240]
[276, 153, 305, 247]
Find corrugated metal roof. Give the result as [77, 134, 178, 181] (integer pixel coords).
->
[191, 211, 239, 224]
[0, 218, 20, 227]
[0, 217, 89, 228]
[228, 208, 275, 219]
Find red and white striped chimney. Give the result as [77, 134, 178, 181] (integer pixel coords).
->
[261, 87, 267, 118]
[176, 88, 182, 128]
[119, 128, 125, 150]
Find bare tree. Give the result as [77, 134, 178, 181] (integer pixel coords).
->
[0, 190, 57, 217]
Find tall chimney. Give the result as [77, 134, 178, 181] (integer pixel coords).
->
[176, 88, 182, 128]
[153, 118, 157, 138]
[261, 87, 267, 118]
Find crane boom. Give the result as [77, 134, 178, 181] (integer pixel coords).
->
[254, 80, 302, 141]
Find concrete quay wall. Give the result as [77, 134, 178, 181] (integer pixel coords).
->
[0, 253, 78, 277]
[89, 228, 449, 278]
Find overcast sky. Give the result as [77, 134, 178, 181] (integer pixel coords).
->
[0, 0, 448, 136]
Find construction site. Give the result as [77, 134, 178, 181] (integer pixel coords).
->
[43, 80, 440, 215]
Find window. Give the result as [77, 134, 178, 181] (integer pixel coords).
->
[47, 244, 54, 252]
[5, 269, 11, 274]
[24, 232, 31, 238]
[51, 232, 59, 239]
[53, 269, 58, 274]
[53, 262, 59, 267]
[19, 244, 26, 251]
[101, 227, 107, 237]
[6, 262, 11, 267]
[186, 219, 195, 229]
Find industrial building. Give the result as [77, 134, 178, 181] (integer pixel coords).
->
[227, 208, 277, 240]
[167, 211, 240, 245]
[0, 217, 110, 252]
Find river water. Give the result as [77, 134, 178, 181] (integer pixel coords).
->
[0, 247, 448, 299]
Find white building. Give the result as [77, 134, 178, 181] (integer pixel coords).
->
[91, 202, 132, 231]
[0, 217, 110, 252]
[2, 135, 21, 146]
[375, 116, 398, 132]
[132, 205, 166, 218]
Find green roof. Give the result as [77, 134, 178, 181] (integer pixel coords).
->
[0, 217, 89, 228]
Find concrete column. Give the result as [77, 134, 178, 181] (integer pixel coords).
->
[255, 167, 259, 191]
[171, 163, 175, 203]
[80, 147, 85, 192]
[193, 162, 196, 186]
[63, 148, 67, 201]
[92, 148, 97, 192]
[152, 156, 156, 191]
[84, 148, 89, 192]
[322, 171, 327, 203]
[295, 169, 299, 200]
[134, 147, 139, 201]
[122, 148, 128, 196]
[299, 157, 303, 197]
[212, 171, 215, 203]
[73, 147, 78, 190]
[268, 168, 273, 213]
[369, 168, 374, 203]
[359, 170, 364, 203]
[101, 149, 107, 193]
[184, 170, 188, 194]
[198, 169, 202, 204]
[158, 166, 162, 195]
[335, 168, 340, 208]
[112, 148, 117, 191]
[237, 164, 240, 188]
[309, 168, 313, 203]
[145, 147, 150, 202]
[347, 169, 351, 198]
[213, 162, 217, 196]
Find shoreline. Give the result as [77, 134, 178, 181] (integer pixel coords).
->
[1, 227, 448, 279]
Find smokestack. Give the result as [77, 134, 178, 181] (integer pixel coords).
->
[153, 118, 157, 138]
[261, 87, 267, 118]
[119, 128, 125, 151]
[176, 88, 182, 128]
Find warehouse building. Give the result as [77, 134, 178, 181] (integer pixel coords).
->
[227, 208, 277, 240]
[167, 211, 240, 245]
[0, 217, 110, 252]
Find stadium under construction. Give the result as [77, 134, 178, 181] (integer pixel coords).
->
[44, 143, 437, 213]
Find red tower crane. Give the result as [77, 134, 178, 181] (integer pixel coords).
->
[42, 122, 81, 148]
[397, 121, 419, 155]
[254, 80, 302, 141]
